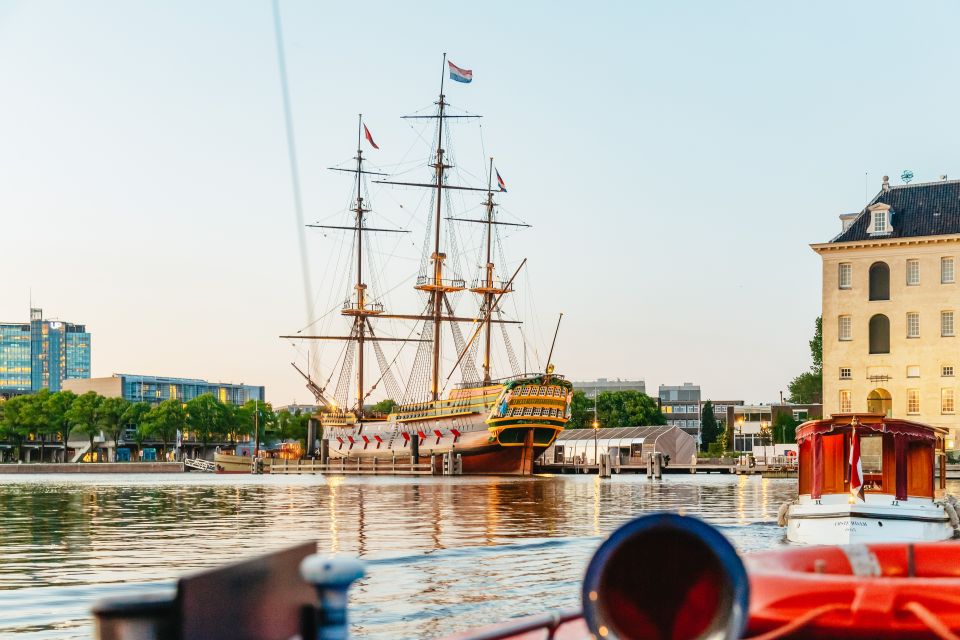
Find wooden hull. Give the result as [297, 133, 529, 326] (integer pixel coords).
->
[213, 453, 273, 474]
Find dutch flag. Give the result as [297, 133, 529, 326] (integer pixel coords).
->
[448, 60, 473, 83]
[496, 170, 507, 192]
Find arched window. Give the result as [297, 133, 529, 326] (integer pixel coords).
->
[869, 262, 890, 300]
[869, 314, 890, 354]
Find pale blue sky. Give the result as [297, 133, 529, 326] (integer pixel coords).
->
[3, 1, 959, 405]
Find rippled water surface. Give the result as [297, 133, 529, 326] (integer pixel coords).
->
[1, 472, 819, 638]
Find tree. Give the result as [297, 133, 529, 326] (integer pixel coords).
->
[21, 390, 53, 462]
[566, 390, 666, 429]
[98, 396, 130, 460]
[142, 399, 185, 460]
[185, 394, 220, 457]
[700, 401, 720, 451]
[122, 402, 152, 460]
[66, 392, 103, 462]
[788, 316, 823, 404]
[371, 399, 397, 415]
[236, 400, 275, 446]
[0, 395, 31, 461]
[773, 413, 800, 444]
[45, 390, 77, 462]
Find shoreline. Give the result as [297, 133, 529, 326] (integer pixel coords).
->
[0, 462, 184, 474]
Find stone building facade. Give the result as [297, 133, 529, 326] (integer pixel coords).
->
[813, 176, 960, 448]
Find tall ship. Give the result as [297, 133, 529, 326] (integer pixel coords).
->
[283, 56, 572, 475]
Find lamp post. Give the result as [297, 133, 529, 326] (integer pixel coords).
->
[736, 417, 744, 452]
[593, 417, 600, 468]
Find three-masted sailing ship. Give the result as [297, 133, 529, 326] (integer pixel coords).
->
[283, 56, 572, 475]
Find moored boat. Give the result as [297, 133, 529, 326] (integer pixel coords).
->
[780, 413, 955, 544]
[282, 56, 572, 474]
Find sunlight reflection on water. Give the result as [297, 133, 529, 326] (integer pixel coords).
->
[0, 472, 820, 639]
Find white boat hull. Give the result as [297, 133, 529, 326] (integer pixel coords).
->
[786, 494, 954, 545]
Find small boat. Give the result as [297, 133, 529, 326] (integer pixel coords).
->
[213, 442, 301, 474]
[780, 413, 956, 545]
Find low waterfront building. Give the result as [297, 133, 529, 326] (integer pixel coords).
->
[573, 377, 646, 398]
[0, 307, 90, 397]
[703, 400, 745, 431]
[732, 403, 823, 451]
[543, 425, 696, 467]
[814, 175, 960, 449]
[659, 383, 701, 439]
[63, 373, 265, 406]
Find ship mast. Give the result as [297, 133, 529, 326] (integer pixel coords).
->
[283, 114, 412, 416]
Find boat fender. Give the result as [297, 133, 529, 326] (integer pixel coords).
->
[943, 499, 960, 531]
[776, 502, 793, 528]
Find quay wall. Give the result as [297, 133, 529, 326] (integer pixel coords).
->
[0, 463, 184, 474]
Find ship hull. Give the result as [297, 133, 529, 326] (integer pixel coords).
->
[323, 376, 572, 475]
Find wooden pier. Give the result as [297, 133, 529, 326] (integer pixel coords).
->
[269, 453, 465, 476]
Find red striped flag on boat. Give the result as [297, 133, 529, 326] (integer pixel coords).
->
[496, 169, 507, 192]
[448, 60, 473, 83]
[363, 124, 379, 150]
[849, 428, 865, 501]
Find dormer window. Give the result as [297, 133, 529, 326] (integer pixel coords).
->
[873, 210, 888, 233]
[867, 204, 893, 236]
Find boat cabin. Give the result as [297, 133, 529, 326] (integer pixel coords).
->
[796, 413, 947, 501]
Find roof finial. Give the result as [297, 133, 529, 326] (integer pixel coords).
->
[882, 175, 890, 192]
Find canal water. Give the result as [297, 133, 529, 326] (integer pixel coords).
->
[0, 473, 828, 638]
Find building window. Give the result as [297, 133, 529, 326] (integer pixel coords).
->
[872, 210, 888, 233]
[943, 311, 955, 337]
[906, 259, 920, 286]
[943, 258, 955, 284]
[907, 365, 920, 378]
[839, 315, 852, 341]
[943, 389, 955, 414]
[839, 367, 852, 380]
[907, 312, 920, 338]
[907, 389, 920, 414]
[869, 314, 890, 354]
[838, 263, 852, 289]
[944, 366, 955, 377]
[869, 262, 890, 300]
[839, 390, 852, 413]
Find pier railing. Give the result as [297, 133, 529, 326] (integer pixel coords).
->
[270, 458, 433, 476]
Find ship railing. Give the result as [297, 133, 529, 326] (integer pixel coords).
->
[469, 278, 514, 292]
[449, 609, 583, 640]
[342, 300, 384, 313]
[453, 372, 569, 390]
[415, 275, 466, 288]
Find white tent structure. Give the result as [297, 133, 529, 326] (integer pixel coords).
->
[542, 426, 696, 468]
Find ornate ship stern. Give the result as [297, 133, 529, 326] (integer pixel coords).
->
[472, 371, 573, 475]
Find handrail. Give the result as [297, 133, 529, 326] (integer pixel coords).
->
[446, 608, 582, 640]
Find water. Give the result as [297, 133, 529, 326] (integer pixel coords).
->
[0, 472, 801, 639]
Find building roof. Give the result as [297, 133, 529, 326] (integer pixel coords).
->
[554, 426, 687, 441]
[832, 179, 960, 243]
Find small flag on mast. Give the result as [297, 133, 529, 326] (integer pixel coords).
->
[496, 170, 507, 192]
[849, 426, 865, 502]
[363, 124, 379, 150]
[448, 60, 473, 84]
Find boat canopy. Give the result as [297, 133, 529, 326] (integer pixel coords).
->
[796, 413, 947, 501]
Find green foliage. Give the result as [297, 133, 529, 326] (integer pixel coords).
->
[236, 400, 275, 445]
[371, 399, 397, 415]
[186, 394, 221, 452]
[0, 395, 31, 459]
[45, 390, 76, 461]
[66, 392, 104, 460]
[142, 399, 185, 456]
[566, 390, 666, 429]
[98, 396, 131, 453]
[773, 413, 800, 444]
[788, 371, 822, 404]
[700, 401, 720, 451]
[810, 316, 823, 374]
[787, 316, 823, 404]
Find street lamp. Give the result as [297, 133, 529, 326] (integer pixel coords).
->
[593, 418, 600, 467]
[736, 417, 744, 452]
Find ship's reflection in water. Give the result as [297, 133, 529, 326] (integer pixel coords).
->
[0, 473, 903, 639]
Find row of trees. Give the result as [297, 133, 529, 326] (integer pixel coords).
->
[565, 390, 667, 429]
[0, 390, 312, 462]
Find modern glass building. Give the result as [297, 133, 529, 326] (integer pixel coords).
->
[115, 374, 264, 406]
[0, 308, 90, 396]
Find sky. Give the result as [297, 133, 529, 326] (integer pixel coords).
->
[3, 1, 960, 406]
